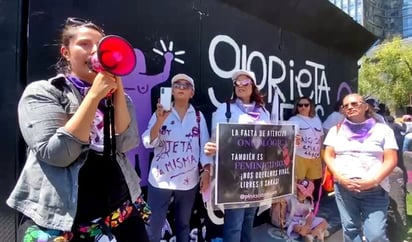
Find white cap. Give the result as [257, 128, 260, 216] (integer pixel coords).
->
[171, 73, 195, 90]
[231, 69, 256, 84]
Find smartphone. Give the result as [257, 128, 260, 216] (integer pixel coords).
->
[160, 87, 172, 111]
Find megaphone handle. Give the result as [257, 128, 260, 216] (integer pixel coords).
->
[103, 95, 116, 160]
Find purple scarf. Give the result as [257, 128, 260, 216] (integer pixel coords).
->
[235, 98, 261, 120]
[66, 75, 105, 152]
[66, 75, 91, 97]
[341, 117, 376, 143]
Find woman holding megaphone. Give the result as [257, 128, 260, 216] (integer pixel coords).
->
[7, 17, 149, 241]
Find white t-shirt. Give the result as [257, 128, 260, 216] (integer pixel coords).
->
[289, 115, 324, 159]
[404, 121, 412, 134]
[212, 102, 270, 132]
[323, 122, 398, 192]
[142, 105, 213, 190]
[374, 113, 386, 124]
[322, 111, 344, 131]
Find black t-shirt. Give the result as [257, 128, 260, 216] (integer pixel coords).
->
[74, 150, 130, 225]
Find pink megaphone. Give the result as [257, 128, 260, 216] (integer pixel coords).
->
[87, 35, 136, 76]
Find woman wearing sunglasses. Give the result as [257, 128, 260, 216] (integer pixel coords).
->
[323, 93, 397, 241]
[7, 17, 148, 241]
[204, 69, 270, 242]
[288, 96, 324, 201]
[142, 73, 213, 242]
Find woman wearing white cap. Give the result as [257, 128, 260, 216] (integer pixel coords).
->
[142, 73, 213, 242]
[204, 69, 270, 242]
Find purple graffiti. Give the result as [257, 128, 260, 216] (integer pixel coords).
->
[185, 126, 199, 138]
[337, 82, 352, 101]
[122, 47, 174, 186]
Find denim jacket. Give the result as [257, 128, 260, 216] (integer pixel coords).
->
[7, 75, 142, 231]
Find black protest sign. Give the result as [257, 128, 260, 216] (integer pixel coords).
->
[215, 123, 295, 206]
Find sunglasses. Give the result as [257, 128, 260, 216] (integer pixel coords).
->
[233, 79, 252, 87]
[173, 82, 193, 90]
[66, 17, 89, 25]
[342, 101, 364, 110]
[297, 103, 310, 108]
[65, 17, 104, 33]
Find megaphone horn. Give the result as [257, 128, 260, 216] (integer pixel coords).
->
[87, 35, 136, 76]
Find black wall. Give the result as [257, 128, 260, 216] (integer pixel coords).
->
[0, 0, 27, 240]
[1, 0, 376, 240]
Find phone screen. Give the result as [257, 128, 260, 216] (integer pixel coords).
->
[160, 87, 172, 111]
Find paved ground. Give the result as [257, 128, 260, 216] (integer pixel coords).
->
[252, 194, 343, 242]
[252, 224, 343, 242]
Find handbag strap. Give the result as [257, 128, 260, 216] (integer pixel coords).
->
[195, 109, 203, 171]
[195, 109, 200, 147]
[103, 95, 116, 161]
[225, 100, 231, 123]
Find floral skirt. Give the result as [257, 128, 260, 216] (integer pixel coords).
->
[23, 196, 151, 242]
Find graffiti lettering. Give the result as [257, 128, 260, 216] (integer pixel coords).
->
[208, 34, 331, 118]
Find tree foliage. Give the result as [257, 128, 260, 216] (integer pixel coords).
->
[359, 36, 412, 111]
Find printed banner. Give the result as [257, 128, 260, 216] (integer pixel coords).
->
[215, 123, 296, 206]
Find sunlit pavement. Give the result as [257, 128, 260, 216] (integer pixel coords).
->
[252, 194, 343, 242]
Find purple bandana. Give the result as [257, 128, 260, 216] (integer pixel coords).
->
[235, 98, 261, 120]
[66, 75, 105, 152]
[341, 117, 376, 143]
[66, 75, 91, 96]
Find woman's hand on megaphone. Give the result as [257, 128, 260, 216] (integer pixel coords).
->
[110, 75, 125, 95]
[89, 72, 118, 100]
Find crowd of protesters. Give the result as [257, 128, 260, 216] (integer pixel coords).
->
[6, 18, 408, 241]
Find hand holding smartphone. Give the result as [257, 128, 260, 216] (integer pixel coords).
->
[160, 87, 172, 111]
